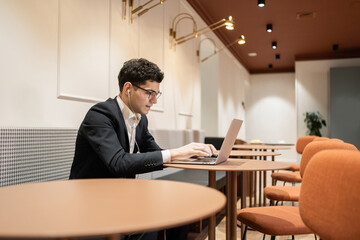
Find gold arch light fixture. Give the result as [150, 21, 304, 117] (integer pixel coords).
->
[169, 13, 198, 49]
[129, 0, 166, 23]
[196, 37, 217, 57]
[201, 35, 246, 62]
[175, 16, 235, 46]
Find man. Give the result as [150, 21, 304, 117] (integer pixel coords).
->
[69, 58, 216, 239]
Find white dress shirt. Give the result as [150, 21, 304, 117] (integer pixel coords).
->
[117, 96, 171, 163]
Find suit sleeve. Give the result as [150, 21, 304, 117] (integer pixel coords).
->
[79, 105, 164, 178]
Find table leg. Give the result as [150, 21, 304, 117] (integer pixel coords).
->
[271, 153, 276, 186]
[258, 169, 262, 206]
[226, 173, 231, 240]
[254, 171, 257, 206]
[249, 171, 253, 207]
[230, 172, 238, 240]
[241, 172, 247, 240]
[105, 234, 120, 240]
[263, 156, 267, 206]
[263, 170, 266, 205]
[208, 170, 216, 240]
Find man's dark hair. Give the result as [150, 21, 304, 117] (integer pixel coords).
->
[118, 58, 164, 92]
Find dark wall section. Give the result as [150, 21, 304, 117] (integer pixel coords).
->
[330, 66, 360, 149]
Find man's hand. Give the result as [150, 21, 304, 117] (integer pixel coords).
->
[170, 142, 217, 160]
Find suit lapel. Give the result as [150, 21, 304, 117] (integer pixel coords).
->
[111, 97, 130, 153]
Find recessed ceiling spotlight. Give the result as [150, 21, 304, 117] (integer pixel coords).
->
[248, 52, 257, 57]
[272, 41, 277, 49]
[275, 54, 280, 60]
[268, 64, 273, 69]
[333, 44, 339, 51]
[266, 24, 272, 32]
[258, 0, 265, 8]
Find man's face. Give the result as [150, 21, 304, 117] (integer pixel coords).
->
[129, 80, 160, 115]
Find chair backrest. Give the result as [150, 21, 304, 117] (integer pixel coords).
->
[299, 150, 360, 240]
[299, 140, 358, 177]
[296, 136, 318, 154]
[312, 137, 344, 143]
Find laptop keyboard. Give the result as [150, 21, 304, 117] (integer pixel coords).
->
[191, 156, 217, 162]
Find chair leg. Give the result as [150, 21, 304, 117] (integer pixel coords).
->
[263, 234, 266, 240]
[270, 236, 276, 240]
[314, 234, 318, 240]
[292, 235, 295, 240]
[242, 226, 248, 240]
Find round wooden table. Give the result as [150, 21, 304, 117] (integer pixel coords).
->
[229, 150, 281, 157]
[232, 144, 292, 150]
[0, 179, 226, 239]
[165, 159, 291, 240]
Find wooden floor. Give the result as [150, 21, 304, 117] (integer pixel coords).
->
[204, 217, 316, 240]
[189, 198, 316, 240]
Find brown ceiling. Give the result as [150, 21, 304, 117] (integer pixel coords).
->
[187, 0, 360, 73]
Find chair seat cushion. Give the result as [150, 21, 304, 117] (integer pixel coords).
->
[264, 186, 301, 201]
[237, 206, 312, 235]
[271, 171, 302, 183]
[288, 163, 300, 171]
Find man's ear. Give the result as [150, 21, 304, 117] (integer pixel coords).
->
[123, 82, 131, 96]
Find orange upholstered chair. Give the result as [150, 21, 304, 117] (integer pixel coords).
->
[237, 141, 358, 240]
[271, 136, 320, 186]
[299, 149, 360, 240]
[265, 138, 345, 205]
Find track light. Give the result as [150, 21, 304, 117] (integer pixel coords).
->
[237, 35, 246, 45]
[201, 35, 246, 62]
[266, 24, 272, 32]
[268, 64, 273, 69]
[275, 54, 280, 60]
[333, 44, 339, 51]
[272, 41, 277, 49]
[258, 0, 265, 8]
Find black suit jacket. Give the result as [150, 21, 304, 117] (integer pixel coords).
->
[69, 97, 164, 179]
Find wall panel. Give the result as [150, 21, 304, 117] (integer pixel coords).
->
[58, 0, 110, 102]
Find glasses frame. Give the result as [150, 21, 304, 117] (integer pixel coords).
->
[132, 83, 162, 99]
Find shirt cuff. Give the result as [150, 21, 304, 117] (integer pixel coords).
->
[161, 150, 171, 163]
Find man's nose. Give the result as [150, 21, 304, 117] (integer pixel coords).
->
[150, 96, 157, 104]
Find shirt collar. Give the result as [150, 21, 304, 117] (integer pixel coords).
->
[117, 95, 141, 126]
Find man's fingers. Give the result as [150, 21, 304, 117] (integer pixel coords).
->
[208, 144, 217, 155]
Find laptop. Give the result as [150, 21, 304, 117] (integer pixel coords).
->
[170, 119, 243, 165]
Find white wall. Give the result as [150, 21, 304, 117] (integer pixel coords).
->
[5, 0, 358, 156]
[246, 73, 297, 162]
[217, 51, 248, 140]
[0, 0, 93, 127]
[295, 58, 360, 138]
[200, 37, 219, 136]
[0, 0, 249, 134]
[199, 36, 249, 139]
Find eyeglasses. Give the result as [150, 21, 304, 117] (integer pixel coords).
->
[132, 84, 162, 99]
